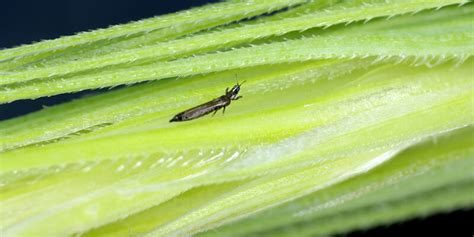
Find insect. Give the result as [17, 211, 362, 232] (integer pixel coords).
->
[170, 81, 245, 122]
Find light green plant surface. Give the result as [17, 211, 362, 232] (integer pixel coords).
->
[0, 0, 473, 236]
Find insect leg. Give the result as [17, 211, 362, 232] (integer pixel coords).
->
[222, 106, 226, 114]
[212, 110, 218, 116]
[225, 87, 229, 94]
[234, 96, 242, 100]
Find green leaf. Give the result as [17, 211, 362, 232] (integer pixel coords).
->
[0, 1, 472, 236]
[196, 126, 474, 236]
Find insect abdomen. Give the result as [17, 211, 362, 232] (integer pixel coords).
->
[170, 97, 229, 122]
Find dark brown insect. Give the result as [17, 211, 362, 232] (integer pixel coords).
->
[170, 82, 245, 122]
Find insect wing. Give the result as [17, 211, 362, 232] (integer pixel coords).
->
[170, 97, 228, 122]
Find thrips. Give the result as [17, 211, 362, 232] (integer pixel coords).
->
[169, 81, 245, 122]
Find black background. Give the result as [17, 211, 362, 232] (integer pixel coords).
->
[0, 1, 471, 235]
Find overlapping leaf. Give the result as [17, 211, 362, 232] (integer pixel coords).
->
[0, 1, 472, 236]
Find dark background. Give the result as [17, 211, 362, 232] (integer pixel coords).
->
[0, 1, 471, 235]
[0, 0, 222, 121]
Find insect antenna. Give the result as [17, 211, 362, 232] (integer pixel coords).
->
[233, 73, 246, 86]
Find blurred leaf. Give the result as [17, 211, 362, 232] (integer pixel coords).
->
[0, 1, 472, 236]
